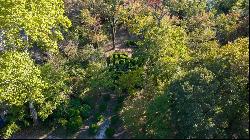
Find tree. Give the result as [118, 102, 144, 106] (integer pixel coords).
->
[210, 0, 246, 14]
[0, 51, 71, 138]
[104, 0, 124, 49]
[80, 0, 124, 49]
[79, 1, 108, 48]
[144, 0, 168, 26]
[211, 0, 249, 44]
[145, 37, 249, 139]
[120, 6, 190, 138]
[0, 0, 71, 52]
[120, 1, 249, 136]
[0, 51, 45, 137]
[162, 0, 207, 19]
[182, 12, 217, 55]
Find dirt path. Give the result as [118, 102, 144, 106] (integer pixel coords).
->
[11, 124, 57, 139]
[104, 27, 135, 58]
[11, 93, 129, 139]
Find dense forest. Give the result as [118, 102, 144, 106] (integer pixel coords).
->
[0, 0, 249, 139]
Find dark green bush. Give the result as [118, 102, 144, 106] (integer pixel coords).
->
[88, 124, 99, 135]
[67, 108, 80, 118]
[79, 104, 91, 119]
[117, 95, 125, 104]
[111, 115, 120, 126]
[97, 115, 105, 122]
[66, 115, 83, 132]
[114, 103, 123, 112]
[82, 95, 96, 108]
[70, 98, 82, 108]
[92, 113, 104, 123]
[103, 94, 111, 102]
[54, 103, 87, 132]
[92, 113, 100, 123]
[107, 52, 138, 73]
[105, 127, 115, 138]
[57, 118, 68, 128]
[99, 103, 107, 112]
[125, 40, 137, 47]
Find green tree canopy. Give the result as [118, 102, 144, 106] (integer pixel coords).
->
[0, 0, 71, 52]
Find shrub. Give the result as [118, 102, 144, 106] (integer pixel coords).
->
[79, 104, 91, 119]
[66, 116, 83, 132]
[99, 103, 107, 112]
[111, 115, 120, 126]
[97, 115, 105, 122]
[67, 108, 80, 118]
[117, 95, 126, 104]
[107, 52, 138, 73]
[92, 113, 100, 123]
[82, 95, 96, 108]
[105, 127, 115, 138]
[92, 114, 105, 124]
[125, 40, 138, 47]
[114, 103, 123, 112]
[70, 99, 82, 108]
[103, 94, 111, 102]
[88, 124, 99, 135]
[117, 68, 144, 93]
[58, 118, 68, 128]
[1, 122, 20, 139]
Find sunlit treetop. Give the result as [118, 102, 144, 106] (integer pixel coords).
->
[0, 0, 71, 52]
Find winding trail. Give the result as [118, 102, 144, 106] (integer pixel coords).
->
[95, 119, 110, 139]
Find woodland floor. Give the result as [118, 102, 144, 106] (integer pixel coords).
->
[11, 28, 132, 139]
[11, 93, 130, 139]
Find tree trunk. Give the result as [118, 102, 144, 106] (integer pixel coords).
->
[112, 17, 116, 49]
[29, 101, 38, 126]
[0, 103, 8, 122]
